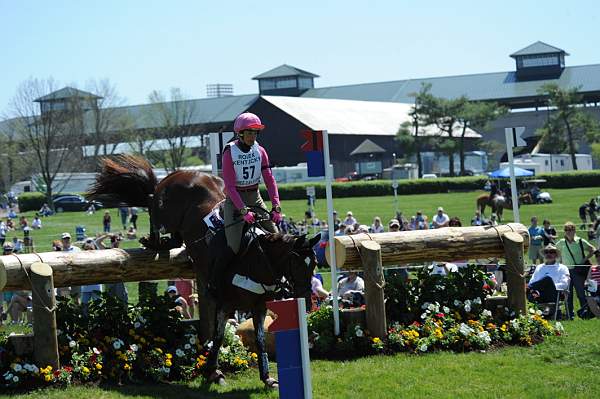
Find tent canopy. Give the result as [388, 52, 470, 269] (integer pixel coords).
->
[488, 166, 534, 178]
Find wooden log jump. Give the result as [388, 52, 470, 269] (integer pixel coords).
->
[0, 247, 194, 291]
[326, 223, 529, 270]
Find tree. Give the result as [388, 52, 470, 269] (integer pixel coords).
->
[457, 102, 507, 175]
[536, 84, 600, 170]
[145, 88, 200, 172]
[6, 78, 84, 207]
[0, 118, 32, 191]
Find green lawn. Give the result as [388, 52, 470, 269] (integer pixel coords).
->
[2, 319, 599, 398]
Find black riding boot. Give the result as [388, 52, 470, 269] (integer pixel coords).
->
[208, 246, 235, 299]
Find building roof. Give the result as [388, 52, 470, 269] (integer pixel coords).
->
[253, 64, 319, 80]
[261, 95, 481, 138]
[301, 63, 600, 105]
[510, 41, 568, 57]
[34, 87, 102, 102]
[349, 139, 386, 156]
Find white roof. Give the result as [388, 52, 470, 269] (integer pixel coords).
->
[262, 96, 481, 138]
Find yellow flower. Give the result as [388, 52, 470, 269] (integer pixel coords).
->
[44, 374, 52, 382]
[116, 350, 122, 356]
[166, 353, 173, 359]
[124, 363, 131, 371]
[165, 360, 172, 367]
[82, 366, 90, 374]
[155, 347, 163, 354]
[250, 353, 258, 360]
[96, 363, 103, 370]
[372, 337, 382, 344]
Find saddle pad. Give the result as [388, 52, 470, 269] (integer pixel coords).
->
[203, 205, 224, 231]
[231, 274, 276, 295]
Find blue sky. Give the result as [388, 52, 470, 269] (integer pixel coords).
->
[1, 0, 598, 114]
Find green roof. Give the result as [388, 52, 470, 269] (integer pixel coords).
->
[350, 139, 386, 156]
[510, 41, 568, 57]
[301, 63, 600, 104]
[34, 87, 102, 102]
[253, 64, 319, 80]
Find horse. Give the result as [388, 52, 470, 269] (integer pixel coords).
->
[476, 193, 512, 222]
[86, 155, 319, 388]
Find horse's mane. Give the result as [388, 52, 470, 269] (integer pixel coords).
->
[86, 155, 157, 207]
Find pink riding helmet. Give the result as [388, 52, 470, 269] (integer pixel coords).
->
[233, 112, 265, 133]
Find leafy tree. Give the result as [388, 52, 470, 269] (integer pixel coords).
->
[536, 84, 600, 170]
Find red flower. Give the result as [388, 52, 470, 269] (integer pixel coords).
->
[483, 284, 491, 291]
[53, 370, 61, 377]
[435, 313, 445, 318]
[64, 366, 73, 372]
[411, 321, 421, 327]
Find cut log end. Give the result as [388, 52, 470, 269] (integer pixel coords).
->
[30, 262, 53, 277]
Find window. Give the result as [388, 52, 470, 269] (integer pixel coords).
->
[259, 77, 298, 91]
[519, 54, 559, 68]
[298, 77, 314, 89]
[560, 160, 564, 166]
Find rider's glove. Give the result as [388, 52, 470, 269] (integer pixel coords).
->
[271, 210, 282, 224]
[242, 212, 256, 224]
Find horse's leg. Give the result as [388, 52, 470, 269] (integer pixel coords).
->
[253, 305, 277, 388]
[205, 306, 228, 385]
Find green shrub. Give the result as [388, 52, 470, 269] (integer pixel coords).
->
[17, 192, 47, 212]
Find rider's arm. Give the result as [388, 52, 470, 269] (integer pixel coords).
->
[259, 147, 280, 207]
[222, 148, 246, 210]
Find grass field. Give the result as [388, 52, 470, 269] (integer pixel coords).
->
[2, 187, 600, 397]
[2, 319, 599, 398]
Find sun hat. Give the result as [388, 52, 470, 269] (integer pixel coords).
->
[437, 207, 444, 212]
[388, 219, 400, 227]
[167, 286, 178, 294]
[542, 243, 560, 254]
[61, 232, 71, 239]
[346, 211, 353, 216]
[233, 112, 265, 133]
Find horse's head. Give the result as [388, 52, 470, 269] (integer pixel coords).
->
[281, 233, 321, 309]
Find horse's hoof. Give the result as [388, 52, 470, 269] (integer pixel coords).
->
[264, 377, 278, 389]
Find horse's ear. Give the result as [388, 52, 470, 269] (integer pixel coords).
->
[294, 234, 306, 248]
[308, 233, 321, 248]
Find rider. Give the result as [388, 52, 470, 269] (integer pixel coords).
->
[209, 112, 283, 293]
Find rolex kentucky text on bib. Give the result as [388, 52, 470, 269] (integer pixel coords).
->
[229, 142, 262, 187]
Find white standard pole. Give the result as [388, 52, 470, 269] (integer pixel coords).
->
[296, 298, 313, 399]
[322, 130, 340, 335]
[505, 129, 520, 223]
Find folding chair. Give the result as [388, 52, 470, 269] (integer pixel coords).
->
[553, 287, 570, 321]
[584, 265, 600, 318]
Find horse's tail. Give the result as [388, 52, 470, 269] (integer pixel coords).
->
[86, 155, 157, 207]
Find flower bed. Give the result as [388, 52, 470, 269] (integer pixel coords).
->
[1, 293, 256, 390]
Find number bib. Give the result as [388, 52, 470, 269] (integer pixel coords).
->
[228, 141, 262, 187]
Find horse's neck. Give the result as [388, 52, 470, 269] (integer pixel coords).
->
[236, 238, 288, 284]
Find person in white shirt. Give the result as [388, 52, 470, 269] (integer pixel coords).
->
[432, 207, 450, 228]
[343, 211, 357, 227]
[338, 272, 365, 299]
[370, 216, 385, 233]
[527, 244, 570, 303]
[31, 216, 42, 229]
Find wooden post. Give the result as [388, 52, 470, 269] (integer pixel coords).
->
[30, 262, 60, 369]
[502, 232, 527, 315]
[361, 241, 387, 339]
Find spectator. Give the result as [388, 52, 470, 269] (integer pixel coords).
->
[166, 286, 191, 319]
[80, 239, 102, 312]
[103, 211, 111, 233]
[432, 207, 450, 228]
[0, 220, 6, 245]
[12, 237, 23, 253]
[338, 272, 365, 306]
[388, 219, 401, 232]
[19, 216, 28, 230]
[556, 221, 598, 319]
[6, 291, 32, 325]
[118, 206, 130, 230]
[371, 217, 385, 233]
[448, 217, 462, 227]
[3, 242, 14, 255]
[52, 240, 63, 251]
[61, 232, 81, 301]
[344, 225, 355, 235]
[471, 210, 486, 226]
[414, 211, 429, 230]
[332, 210, 342, 226]
[542, 219, 557, 246]
[579, 203, 590, 230]
[593, 219, 600, 248]
[343, 211, 357, 227]
[175, 279, 195, 318]
[356, 224, 370, 234]
[527, 244, 570, 307]
[589, 198, 598, 222]
[6, 218, 15, 230]
[39, 203, 52, 217]
[31, 215, 42, 229]
[401, 219, 411, 231]
[86, 204, 96, 215]
[126, 225, 137, 240]
[528, 216, 545, 265]
[7, 208, 17, 219]
[129, 207, 139, 229]
[95, 234, 128, 304]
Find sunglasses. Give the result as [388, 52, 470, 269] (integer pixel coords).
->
[564, 228, 575, 232]
[544, 251, 557, 255]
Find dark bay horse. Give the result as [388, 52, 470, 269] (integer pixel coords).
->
[86, 155, 318, 387]
[476, 193, 512, 221]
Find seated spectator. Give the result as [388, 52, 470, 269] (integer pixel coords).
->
[414, 211, 429, 230]
[527, 244, 570, 304]
[338, 272, 365, 307]
[3, 242, 14, 255]
[61, 233, 81, 253]
[7, 291, 32, 324]
[332, 210, 342, 226]
[343, 211, 357, 226]
[31, 215, 42, 229]
[356, 224, 370, 234]
[126, 225, 137, 240]
[95, 234, 128, 304]
[311, 270, 329, 310]
[166, 286, 192, 319]
[471, 210, 486, 226]
[80, 239, 102, 311]
[448, 217, 462, 227]
[39, 203, 52, 217]
[344, 225, 355, 235]
[7, 208, 17, 219]
[370, 217, 385, 233]
[86, 204, 96, 215]
[19, 216, 28, 230]
[388, 219, 401, 232]
[432, 207, 450, 228]
[52, 240, 63, 251]
[11, 237, 23, 253]
[6, 218, 15, 230]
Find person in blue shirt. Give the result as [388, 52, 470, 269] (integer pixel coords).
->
[528, 216, 545, 265]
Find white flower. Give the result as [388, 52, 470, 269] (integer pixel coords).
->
[422, 302, 430, 310]
[184, 344, 191, 350]
[23, 364, 32, 372]
[419, 344, 428, 352]
[12, 364, 22, 372]
[443, 306, 450, 314]
[207, 341, 213, 349]
[428, 303, 436, 311]
[473, 297, 482, 305]
[176, 349, 185, 357]
[113, 341, 122, 350]
[464, 299, 471, 306]
[220, 346, 230, 355]
[12, 375, 19, 383]
[93, 347, 101, 355]
[130, 344, 138, 352]
[56, 329, 63, 336]
[3, 371, 13, 380]
[477, 331, 491, 345]
[454, 300, 461, 306]
[189, 337, 196, 345]
[536, 309, 542, 316]
[510, 319, 519, 329]
[69, 340, 77, 348]
[420, 313, 428, 320]
[138, 316, 146, 324]
[134, 322, 141, 328]
[464, 304, 471, 313]
[529, 308, 535, 314]
[555, 322, 565, 333]
[481, 309, 492, 317]
[459, 323, 473, 336]
[355, 328, 364, 338]
[31, 365, 39, 374]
